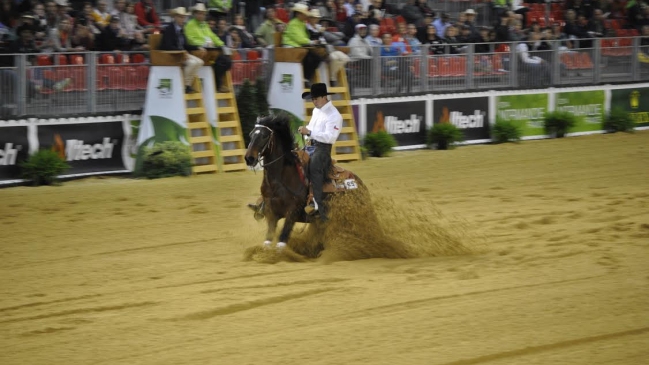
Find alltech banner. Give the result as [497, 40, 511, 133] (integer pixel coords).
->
[496, 93, 548, 137]
[366, 101, 426, 146]
[0, 117, 136, 185]
[433, 97, 490, 141]
[0, 125, 31, 182]
[610, 87, 649, 127]
[37, 122, 128, 174]
[555, 90, 605, 132]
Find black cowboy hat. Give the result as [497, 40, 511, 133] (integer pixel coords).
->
[301, 83, 336, 100]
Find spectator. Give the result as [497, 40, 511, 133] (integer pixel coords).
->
[184, 3, 231, 93]
[307, 8, 350, 86]
[159, 7, 205, 94]
[366, 8, 381, 27]
[343, 0, 355, 17]
[404, 23, 422, 55]
[208, 0, 232, 22]
[401, 0, 423, 25]
[96, 16, 128, 51]
[112, 0, 127, 18]
[121, 2, 145, 40]
[43, 0, 58, 29]
[45, 17, 80, 52]
[463, 9, 479, 38]
[254, 8, 282, 47]
[245, 0, 262, 32]
[392, 22, 411, 54]
[134, 0, 160, 31]
[510, 0, 530, 29]
[32, 2, 48, 31]
[282, 3, 326, 87]
[92, 1, 111, 29]
[319, 0, 336, 21]
[380, 32, 411, 92]
[71, 16, 94, 50]
[232, 14, 256, 47]
[16, 13, 46, 41]
[365, 24, 382, 46]
[443, 25, 461, 54]
[215, 17, 230, 45]
[495, 11, 511, 42]
[342, 11, 362, 42]
[348, 23, 372, 59]
[318, 14, 346, 46]
[433, 13, 452, 38]
[517, 32, 551, 87]
[1, 0, 17, 29]
[228, 27, 252, 50]
[474, 27, 492, 54]
[416, 12, 434, 43]
[81, 2, 101, 35]
[424, 24, 445, 55]
[416, 0, 434, 17]
[574, 14, 595, 48]
[55, 0, 73, 27]
[335, 0, 347, 24]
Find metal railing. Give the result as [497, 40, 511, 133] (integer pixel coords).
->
[2, 37, 649, 119]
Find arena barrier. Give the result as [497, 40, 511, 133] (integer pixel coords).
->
[2, 83, 649, 185]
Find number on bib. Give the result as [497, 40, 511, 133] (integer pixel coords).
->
[344, 179, 358, 190]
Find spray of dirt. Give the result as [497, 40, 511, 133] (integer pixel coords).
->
[244, 185, 481, 264]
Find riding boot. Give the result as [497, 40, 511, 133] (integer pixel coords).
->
[247, 196, 265, 220]
[306, 144, 331, 220]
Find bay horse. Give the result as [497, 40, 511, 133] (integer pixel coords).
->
[244, 114, 364, 252]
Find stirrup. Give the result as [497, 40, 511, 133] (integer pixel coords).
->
[248, 202, 265, 220]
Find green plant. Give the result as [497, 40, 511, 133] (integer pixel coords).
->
[543, 111, 577, 138]
[141, 141, 192, 179]
[360, 146, 369, 160]
[492, 118, 522, 144]
[236, 79, 259, 147]
[603, 107, 635, 133]
[255, 77, 270, 117]
[20, 149, 70, 186]
[428, 123, 464, 150]
[363, 131, 397, 157]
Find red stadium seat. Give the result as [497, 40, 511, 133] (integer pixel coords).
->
[131, 53, 146, 63]
[37, 55, 52, 66]
[99, 54, 115, 64]
[69, 54, 85, 64]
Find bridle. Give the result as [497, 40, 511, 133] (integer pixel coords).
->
[249, 124, 284, 168]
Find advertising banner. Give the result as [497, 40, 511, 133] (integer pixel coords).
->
[37, 122, 128, 175]
[434, 97, 490, 141]
[0, 126, 30, 181]
[137, 66, 189, 171]
[555, 90, 605, 132]
[610, 87, 649, 127]
[268, 62, 307, 146]
[366, 101, 426, 146]
[496, 94, 548, 137]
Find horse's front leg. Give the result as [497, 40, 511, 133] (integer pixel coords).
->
[264, 215, 278, 248]
[276, 211, 299, 250]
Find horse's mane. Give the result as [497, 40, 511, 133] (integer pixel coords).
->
[258, 114, 298, 166]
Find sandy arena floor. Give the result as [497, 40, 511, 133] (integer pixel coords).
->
[1, 132, 648, 365]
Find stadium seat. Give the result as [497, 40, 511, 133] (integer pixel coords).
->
[116, 53, 130, 64]
[57, 54, 68, 65]
[576, 52, 594, 69]
[246, 49, 260, 61]
[560, 52, 577, 69]
[428, 57, 439, 77]
[69, 54, 84, 64]
[37, 55, 52, 66]
[99, 54, 115, 64]
[131, 53, 146, 63]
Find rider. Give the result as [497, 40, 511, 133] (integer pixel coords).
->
[247, 83, 342, 222]
[298, 83, 343, 221]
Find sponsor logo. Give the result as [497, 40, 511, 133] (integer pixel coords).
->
[372, 111, 422, 134]
[440, 107, 485, 129]
[630, 90, 640, 109]
[157, 78, 172, 98]
[52, 134, 116, 161]
[280, 74, 293, 92]
[0, 143, 22, 166]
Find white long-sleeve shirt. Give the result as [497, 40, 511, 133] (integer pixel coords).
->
[516, 42, 542, 64]
[307, 101, 343, 145]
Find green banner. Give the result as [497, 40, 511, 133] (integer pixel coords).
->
[496, 94, 549, 137]
[555, 90, 605, 132]
[610, 87, 649, 127]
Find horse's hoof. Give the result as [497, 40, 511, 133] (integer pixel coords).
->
[263, 240, 272, 248]
[276, 242, 287, 251]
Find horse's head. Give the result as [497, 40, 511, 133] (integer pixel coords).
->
[245, 121, 274, 166]
[245, 114, 295, 167]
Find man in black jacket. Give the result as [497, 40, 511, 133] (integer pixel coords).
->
[159, 7, 205, 93]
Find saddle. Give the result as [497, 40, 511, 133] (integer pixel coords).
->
[293, 149, 360, 199]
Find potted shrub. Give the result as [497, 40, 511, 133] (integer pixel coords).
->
[603, 107, 635, 133]
[363, 130, 397, 157]
[491, 117, 522, 144]
[20, 149, 70, 186]
[428, 123, 463, 150]
[141, 141, 192, 179]
[543, 110, 577, 138]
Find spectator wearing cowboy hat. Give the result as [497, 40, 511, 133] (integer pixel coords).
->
[307, 8, 350, 87]
[184, 3, 232, 93]
[159, 7, 205, 94]
[282, 3, 325, 88]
